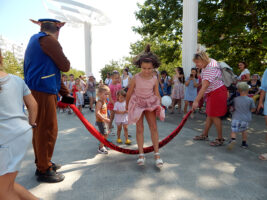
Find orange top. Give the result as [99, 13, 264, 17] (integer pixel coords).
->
[96, 100, 107, 122]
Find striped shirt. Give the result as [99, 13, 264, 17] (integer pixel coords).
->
[201, 59, 224, 94]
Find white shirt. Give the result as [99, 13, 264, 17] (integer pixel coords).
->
[0, 74, 31, 145]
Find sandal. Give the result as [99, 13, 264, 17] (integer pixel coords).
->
[154, 152, 163, 168]
[137, 154, 145, 166]
[210, 138, 224, 146]
[259, 153, 267, 161]
[193, 135, 209, 141]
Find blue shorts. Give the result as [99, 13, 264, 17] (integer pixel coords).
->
[87, 91, 96, 98]
[231, 119, 249, 133]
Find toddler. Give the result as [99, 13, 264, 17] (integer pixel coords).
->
[95, 85, 111, 154]
[228, 82, 256, 150]
[114, 90, 131, 145]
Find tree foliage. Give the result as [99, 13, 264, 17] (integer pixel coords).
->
[64, 68, 85, 79]
[133, 0, 266, 75]
[2, 51, 24, 78]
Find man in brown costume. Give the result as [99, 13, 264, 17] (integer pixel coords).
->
[24, 18, 70, 183]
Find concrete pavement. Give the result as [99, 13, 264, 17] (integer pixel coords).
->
[17, 108, 267, 200]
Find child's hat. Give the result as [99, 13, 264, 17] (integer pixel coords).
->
[237, 82, 250, 91]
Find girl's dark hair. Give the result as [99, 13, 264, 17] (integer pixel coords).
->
[160, 70, 168, 76]
[117, 89, 127, 98]
[176, 67, 185, 84]
[123, 68, 129, 74]
[112, 70, 120, 77]
[191, 68, 198, 79]
[239, 61, 247, 68]
[133, 44, 160, 68]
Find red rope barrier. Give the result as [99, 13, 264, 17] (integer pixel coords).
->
[70, 104, 192, 154]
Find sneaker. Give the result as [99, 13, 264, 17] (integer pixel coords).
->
[117, 138, 123, 144]
[90, 109, 94, 112]
[227, 140, 236, 150]
[51, 162, 61, 171]
[35, 162, 61, 176]
[98, 147, 108, 154]
[128, 134, 132, 138]
[125, 139, 131, 145]
[241, 144, 248, 149]
[37, 168, 65, 183]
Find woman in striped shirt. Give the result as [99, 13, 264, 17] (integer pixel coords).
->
[192, 51, 228, 146]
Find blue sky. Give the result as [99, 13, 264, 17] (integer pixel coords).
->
[0, 0, 49, 43]
[0, 0, 144, 80]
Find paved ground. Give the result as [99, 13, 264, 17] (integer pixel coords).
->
[17, 108, 267, 200]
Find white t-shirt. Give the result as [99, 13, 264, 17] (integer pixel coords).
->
[0, 74, 31, 145]
[113, 101, 128, 124]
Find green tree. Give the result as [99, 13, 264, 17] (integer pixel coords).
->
[64, 68, 85, 79]
[2, 51, 24, 78]
[133, 0, 266, 75]
[99, 60, 123, 81]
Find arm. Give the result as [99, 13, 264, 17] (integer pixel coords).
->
[23, 94, 38, 127]
[192, 80, 210, 111]
[39, 36, 70, 72]
[126, 77, 136, 110]
[59, 79, 69, 96]
[185, 78, 190, 86]
[193, 78, 198, 88]
[95, 102, 110, 123]
[84, 82, 88, 93]
[154, 79, 161, 103]
[257, 89, 266, 112]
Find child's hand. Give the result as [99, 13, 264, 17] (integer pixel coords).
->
[104, 118, 110, 123]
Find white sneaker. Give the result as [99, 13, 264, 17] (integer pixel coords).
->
[98, 147, 108, 154]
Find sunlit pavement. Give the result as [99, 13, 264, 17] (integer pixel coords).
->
[17, 108, 267, 200]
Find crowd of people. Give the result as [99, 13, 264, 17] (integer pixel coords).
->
[0, 17, 266, 200]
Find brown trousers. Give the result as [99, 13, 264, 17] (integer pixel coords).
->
[31, 90, 58, 173]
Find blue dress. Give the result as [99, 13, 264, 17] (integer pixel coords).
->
[184, 77, 199, 102]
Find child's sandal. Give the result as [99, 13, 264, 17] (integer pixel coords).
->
[137, 154, 145, 166]
[154, 152, 163, 168]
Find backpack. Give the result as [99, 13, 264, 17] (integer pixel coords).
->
[218, 62, 236, 87]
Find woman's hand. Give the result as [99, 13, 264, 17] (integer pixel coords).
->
[257, 102, 264, 112]
[192, 100, 199, 111]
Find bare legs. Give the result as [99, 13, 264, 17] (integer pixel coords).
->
[0, 172, 38, 200]
[136, 111, 160, 159]
[170, 99, 182, 113]
[201, 116, 222, 138]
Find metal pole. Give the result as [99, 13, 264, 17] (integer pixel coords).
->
[182, 0, 198, 78]
[84, 22, 92, 75]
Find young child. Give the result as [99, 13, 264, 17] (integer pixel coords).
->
[114, 90, 131, 145]
[0, 50, 39, 200]
[126, 44, 165, 168]
[107, 71, 122, 129]
[95, 85, 111, 154]
[170, 67, 185, 114]
[75, 84, 84, 112]
[72, 78, 81, 105]
[228, 82, 256, 150]
[184, 68, 199, 118]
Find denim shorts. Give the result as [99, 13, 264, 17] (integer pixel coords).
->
[231, 119, 249, 133]
[96, 122, 109, 135]
[87, 91, 96, 98]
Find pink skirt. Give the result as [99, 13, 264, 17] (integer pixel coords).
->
[128, 94, 165, 124]
[206, 86, 227, 117]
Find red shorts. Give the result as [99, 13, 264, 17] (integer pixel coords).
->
[206, 86, 227, 117]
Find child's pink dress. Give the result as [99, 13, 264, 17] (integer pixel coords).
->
[128, 73, 165, 124]
[107, 83, 122, 110]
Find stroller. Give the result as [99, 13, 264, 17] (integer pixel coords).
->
[222, 84, 238, 119]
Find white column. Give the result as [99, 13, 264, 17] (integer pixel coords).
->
[182, 0, 198, 78]
[84, 22, 92, 75]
